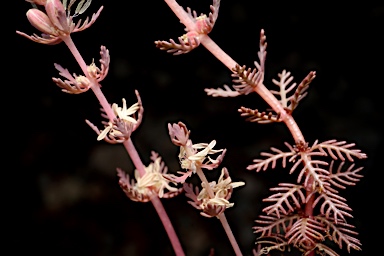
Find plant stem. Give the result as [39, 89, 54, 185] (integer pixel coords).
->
[200, 34, 305, 143]
[62, 35, 185, 256]
[196, 167, 243, 256]
[123, 139, 185, 255]
[151, 195, 186, 256]
[163, 0, 305, 144]
[218, 213, 242, 256]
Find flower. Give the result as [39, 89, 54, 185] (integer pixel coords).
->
[97, 98, 140, 141]
[86, 91, 143, 144]
[112, 98, 139, 125]
[179, 140, 225, 172]
[184, 168, 245, 218]
[117, 153, 183, 202]
[168, 122, 190, 146]
[198, 168, 245, 202]
[16, 0, 103, 45]
[167, 122, 226, 183]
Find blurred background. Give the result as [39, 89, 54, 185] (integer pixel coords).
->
[15, 1, 383, 255]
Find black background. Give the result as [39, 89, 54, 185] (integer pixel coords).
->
[15, 1, 383, 255]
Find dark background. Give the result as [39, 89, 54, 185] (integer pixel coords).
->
[15, 1, 383, 255]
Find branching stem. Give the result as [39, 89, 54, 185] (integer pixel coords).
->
[62, 34, 185, 256]
[163, 0, 305, 144]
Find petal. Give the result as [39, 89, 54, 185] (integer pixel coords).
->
[45, 0, 67, 31]
[122, 98, 127, 111]
[26, 9, 56, 35]
[97, 125, 111, 141]
[125, 102, 140, 115]
[231, 181, 245, 189]
[122, 116, 138, 124]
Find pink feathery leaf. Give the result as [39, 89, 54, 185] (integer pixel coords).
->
[312, 139, 367, 162]
[292, 155, 330, 192]
[208, 0, 220, 25]
[73, 6, 103, 32]
[262, 183, 305, 218]
[288, 71, 316, 111]
[155, 36, 200, 55]
[255, 29, 267, 77]
[132, 90, 144, 132]
[315, 216, 362, 252]
[238, 106, 282, 124]
[270, 70, 295, 108]
[183, 183, 201, 210]
[205, 84, 240, 97]
[97, 45, 110, 82]
[247, 142, 296, 172]
[52, 63, 91, 93]
[232, 64, 263, 95]
[312, 191, 352, 223]
[285, 218, 326, 248]
[328, 161, 364, 189]
[254, 213, 300, 237]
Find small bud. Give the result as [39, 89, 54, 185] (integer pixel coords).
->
[87, 62, 99, 79]
[26, 9, 56, 36]
[195, 15, 209, 34]
[45, 0, 67, 31]
[75, 75, 91, 89]
[26, 0, 47, 5]
[182, 31, 200, 47]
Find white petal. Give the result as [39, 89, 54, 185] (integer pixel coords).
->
[97, 126, 111, 140]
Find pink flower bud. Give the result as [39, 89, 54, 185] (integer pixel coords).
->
[45, 0, 67, 31]
[26, 9, 56, 36]
[195, 15, 210, 34]
[26, 0, 47, 5]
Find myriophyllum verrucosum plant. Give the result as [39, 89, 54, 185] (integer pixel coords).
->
[16, 1, 186, 255]
[156, 0, 367, 255]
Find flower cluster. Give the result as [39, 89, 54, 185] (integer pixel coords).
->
[52, 46, 110, 94]
[117, 152, 183, 202]
[154, 0, 221, 55]
[16, 0, 103, 45]
[168, 122, 244, 217]
[184, 168, 245, 218]
[86, 91, 144, 143]
[168, 122, 226, 183]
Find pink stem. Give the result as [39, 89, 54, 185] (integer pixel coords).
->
[123, 140, 184, 256]
[196, 167, 243, 256]
[200, 35, 305, 143]
[163, 0, 305, 144]
[62, 35, 185, 256]
[151, 195, 186, 256]
[218, 213, 242, 256]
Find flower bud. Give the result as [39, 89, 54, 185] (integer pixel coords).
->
[87, 63, 99, 79]
[45, 0, 67, 31]
[26, 9, 56, 36]
[26, 0, 47, 5]
[195, 15, 210, 34]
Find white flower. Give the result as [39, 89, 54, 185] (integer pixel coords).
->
[197, 168, 245, 216]
[112, 98, 139, 124]
[179, 140, 224, 172]
[96, 98, 139, 141]
[97, 122, 113, 141]
[134, 157, 179, 198]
